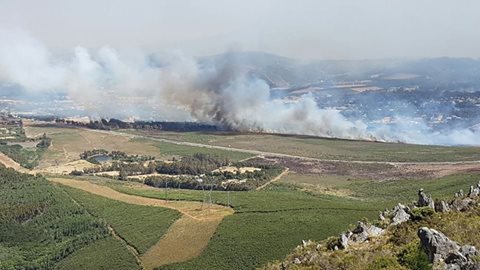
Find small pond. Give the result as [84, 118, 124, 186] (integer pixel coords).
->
[91, 155, 112, 163]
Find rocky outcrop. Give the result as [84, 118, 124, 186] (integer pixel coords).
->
[281, 184, 480, 270]
[468, 182, 480, 198]
[435, 200, 451, 213]
[418, 227, 480, 270]
[418, 188, 435, 209]
[391, 203, 412, 225]
[330, 222, 384, 250]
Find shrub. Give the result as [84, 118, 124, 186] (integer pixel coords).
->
[367, 256, 403, 270]
[410, 207, 435, 221]
[397, 241, 432, 270]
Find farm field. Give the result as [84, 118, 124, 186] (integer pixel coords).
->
[55, 236, 140, 270]
[100, 172, 480, 269]
[24, 125, 253, 169]
[50, 177, 234, 269]
[127, 129, 480, 162]
[61, 186, 181, 255]
[69, 177, 380, 270]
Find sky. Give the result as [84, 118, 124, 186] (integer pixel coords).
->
[0, 0, 479, 60]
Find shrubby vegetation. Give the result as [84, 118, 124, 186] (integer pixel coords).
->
[156, 153, 230, 175]
[0, 144, 45, 169]
[75, 153, 282, 190]
[0, 131, 51, 169]
[36, 133, 52, 148]
[0, 165, 109, 269]
[145, 155, 283, 191]
[55, 118, 221, 132]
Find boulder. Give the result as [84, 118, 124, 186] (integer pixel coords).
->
[350, 222, 384, 243]
[418, 188, 431, 206]
[468, 185, 480, 197]
[339, 231, 352, 249]
[418, 227, 460, 263]
[435, 200, 451, 213]
[391, 203, 411, 225]
[418, 227, 479, 270]
[460, 245, 478, 259]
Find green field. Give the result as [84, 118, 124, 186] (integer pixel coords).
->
[128, 130, 480, 162]
[280, 172, 480, 205]
[132, 138, 253, 161]
[102, 172, 480, 270]
[345, 173, 480, 204]
[55, 236, 140, 270]
[108, 182, 379, 270]
[62, 186, 181, 254]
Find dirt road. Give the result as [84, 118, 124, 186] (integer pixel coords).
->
[256, 168, 290, 190]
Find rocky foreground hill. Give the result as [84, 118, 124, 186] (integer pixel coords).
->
[263, 183, 480, 270]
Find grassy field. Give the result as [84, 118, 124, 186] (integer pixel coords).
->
[131, 138, 253, 161]
[345, 173, 480, 204]
[55, 236, 140, 270]
[25, 126, 163, 167]
[265, 202, 480, 270]
[24, 126, 253, 168]
[107, 182, 379, 270]
[103, 172, 480, 270]
[61, 186, 181, 254]
[279, 172, 480, 206]
[129, 130, 480, 162]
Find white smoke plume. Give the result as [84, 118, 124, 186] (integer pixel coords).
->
[0, 28, 478, 146]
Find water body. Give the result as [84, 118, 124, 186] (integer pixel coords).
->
[92, 155, 112, 163]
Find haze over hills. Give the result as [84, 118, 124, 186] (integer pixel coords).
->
[1, 48, 479, 146]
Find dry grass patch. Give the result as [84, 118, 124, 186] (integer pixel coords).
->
[34, 159, 97, 175]
[141, 216, 223, 269]
[24, 125, 162, 168]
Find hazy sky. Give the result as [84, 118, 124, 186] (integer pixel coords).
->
[0, 0, 479, 60]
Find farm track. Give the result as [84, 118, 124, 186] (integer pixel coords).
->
[257, 168, 290, 190]
[49, 177, 233, 270]
[91, 129, 480, 166]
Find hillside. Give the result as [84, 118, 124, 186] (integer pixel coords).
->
[0, 165, 115, 269]
[263, 185, 480, 270]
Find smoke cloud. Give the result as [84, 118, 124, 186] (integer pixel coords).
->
[0, 29, 478, 146]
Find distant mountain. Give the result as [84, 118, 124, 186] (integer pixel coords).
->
[196, 52, 480, 90]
